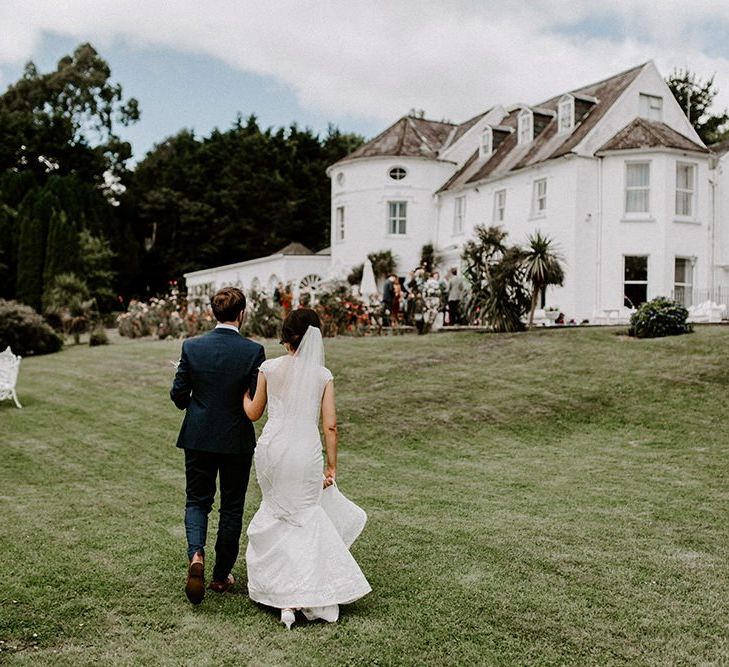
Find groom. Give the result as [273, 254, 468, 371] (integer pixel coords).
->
[170, 286, 265, 604]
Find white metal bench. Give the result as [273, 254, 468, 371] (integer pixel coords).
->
[0, 346, 23, 408]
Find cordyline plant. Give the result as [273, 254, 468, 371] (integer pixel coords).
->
[522, 231, 565, 326]
[461, 226, 531, 332]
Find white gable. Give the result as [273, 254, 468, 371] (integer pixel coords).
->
[576, 62, 705, 157]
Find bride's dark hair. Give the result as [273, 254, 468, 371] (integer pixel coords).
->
[280, 308, 322, 351]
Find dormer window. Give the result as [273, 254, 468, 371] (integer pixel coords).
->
[639, 94, 663, 121]
[558, 95, 575, 133]
[518, 109, 533, 145]
[479, 127, 493, 158]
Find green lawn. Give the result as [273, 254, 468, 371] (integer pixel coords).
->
[1, 327, 728, 666]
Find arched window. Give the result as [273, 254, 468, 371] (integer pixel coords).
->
[558, 95, 574, 133]
[268, 274, 281, 292]
[480, 126, 493, 158]
[518, 108, 533, 145]
[299, 274, 322, 292]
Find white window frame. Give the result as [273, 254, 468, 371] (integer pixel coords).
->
[387, 200, 407, 236]
[674, 256, 694, 307]
[623, 255, 649, 308]
[518, 109, 533, 145]
[624, 161, 651, 217]
[335, 205, 345, 242]
[639, 93, 663, 121]
[480, 126, 493, 159]
[675, 162, 696, 218]
[557, 95, 574, 134]
[493, 189, 506, 223]
[531, 178, 547, 217]
[453, 195, 466, 235]
[388, 166, 407, 181]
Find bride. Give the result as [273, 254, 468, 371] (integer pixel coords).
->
[243, 308, 371, 629]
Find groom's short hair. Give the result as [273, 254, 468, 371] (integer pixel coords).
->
[211, 287, 246, 322]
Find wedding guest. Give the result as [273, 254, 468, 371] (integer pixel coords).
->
[281, 284, 293, 314]
[382, 274, 397, 326]
[273, 282, 283, 305]
[446, 268, 465, 325]
[404, 271, 417, 324]
[392, 281, 403, 324]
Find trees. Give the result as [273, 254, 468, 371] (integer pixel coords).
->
[125, 118, 364, 293]
[43, 210, 80, 307]
[666, 69, 729, 145]
[0, 42, 139, 183]
[16, 190, 55, 311]
[78, 231, 117, 310]
[0, 44, 137, 309]
[522, 231, 565, 326]
[0, 42, 363, 300]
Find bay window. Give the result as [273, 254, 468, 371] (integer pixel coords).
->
[625, 162, 650, 215]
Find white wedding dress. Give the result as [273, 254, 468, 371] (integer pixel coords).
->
[246, 326, 371, 622]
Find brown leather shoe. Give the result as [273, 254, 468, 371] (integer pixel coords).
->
[208, 574, 235, 593]
[185, 553, 205, 605]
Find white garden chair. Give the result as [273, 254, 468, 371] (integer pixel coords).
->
[0, 346, 23, 408]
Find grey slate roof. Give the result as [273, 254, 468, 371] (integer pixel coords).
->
[336, 115, 455, 163]
[277, 242, 314, 255]
[438, 63, 648, 191]
[597, 118, 708, 154]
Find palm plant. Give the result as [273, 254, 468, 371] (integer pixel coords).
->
[367, 250, 397, 279]
[419, 243, 442, 273]
[522, 231, 565, 326]
[461, 226, 530, 332]
[44, 273, 95, 344]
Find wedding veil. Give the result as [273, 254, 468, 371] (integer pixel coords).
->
[294, 324, 325, 368]
[281, 325, 326, 420]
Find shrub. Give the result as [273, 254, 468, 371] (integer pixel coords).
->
[347, 263, 364, 286]
[89, 325, 109, 346]
[241, 290, 283, 339]
[44, 273, 94, 344]
[315, 281, 368, 337]
[0, 299, 63, 356]
[367, 250, 397, 279]
[628, 297, 692, 338]
[117, 287, 215, 339]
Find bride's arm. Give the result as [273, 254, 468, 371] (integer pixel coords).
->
[243, 372, 267, 421]
[321, 381, 337, 488]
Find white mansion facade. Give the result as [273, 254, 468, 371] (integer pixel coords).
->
[185, 61, 729, 322]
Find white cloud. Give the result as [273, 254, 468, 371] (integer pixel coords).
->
[2, 0, 729, 124]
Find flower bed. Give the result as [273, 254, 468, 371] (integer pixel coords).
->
[117, 287, 215, 339]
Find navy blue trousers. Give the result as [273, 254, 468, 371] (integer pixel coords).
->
[184, 448, 253, 582]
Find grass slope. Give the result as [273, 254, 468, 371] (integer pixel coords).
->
[0, 328, 728, 666]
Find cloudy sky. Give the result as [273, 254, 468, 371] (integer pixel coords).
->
[2, 1, 729, 160]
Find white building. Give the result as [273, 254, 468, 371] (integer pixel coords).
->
[184, 242, 330, 303]
[186, 61, 728, 322]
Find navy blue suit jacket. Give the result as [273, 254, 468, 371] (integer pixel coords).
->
[170, 328, 265, 455]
